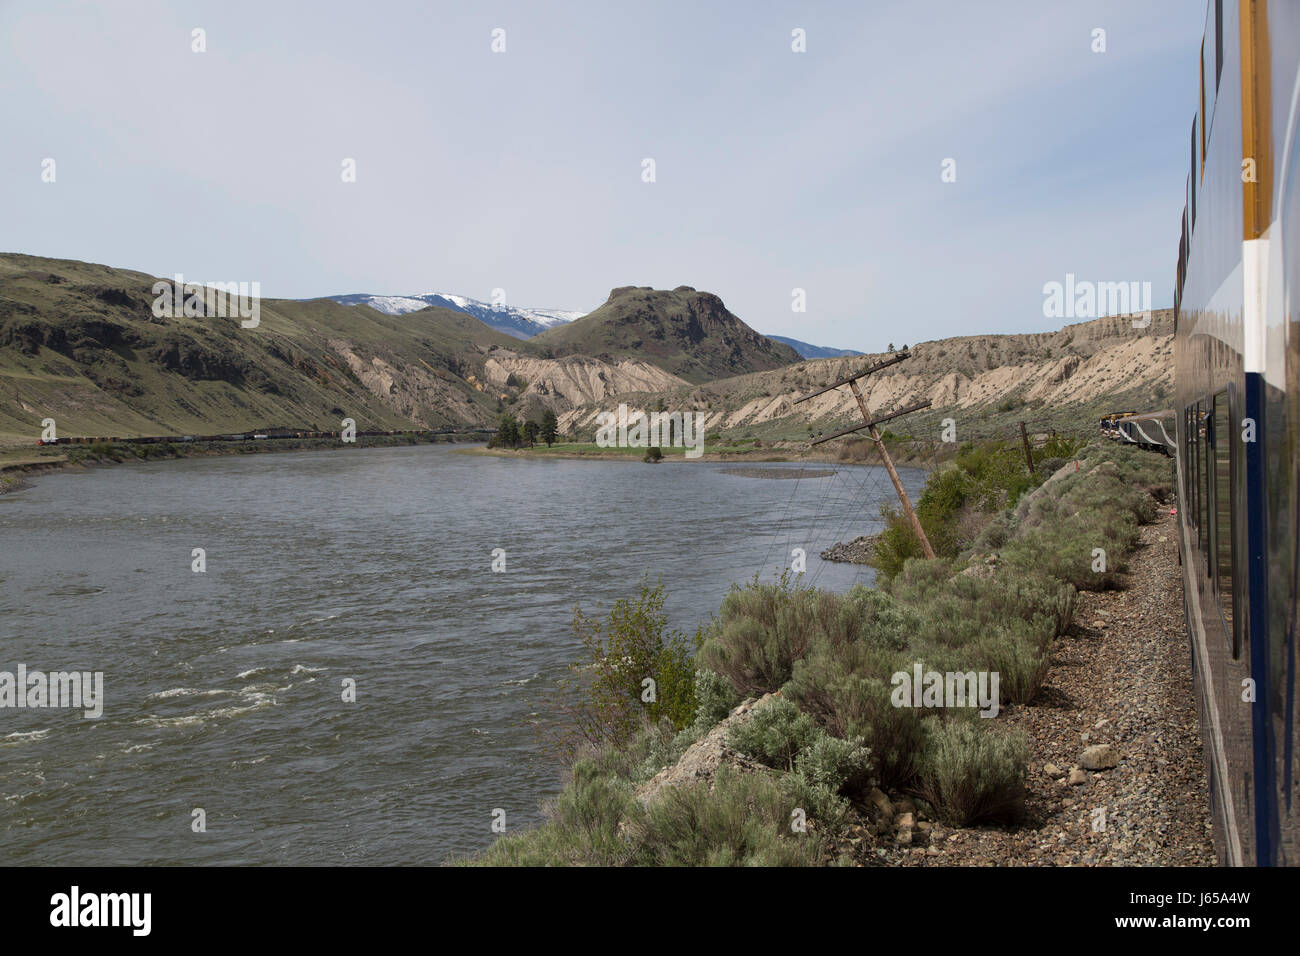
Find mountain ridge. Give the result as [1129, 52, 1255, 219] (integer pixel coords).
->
[767, 335, 864, 359]
[324, 292, 584, 339]
[0, 254, 1173, 445]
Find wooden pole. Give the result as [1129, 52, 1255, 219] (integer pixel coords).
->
[1018, 421, 1035, 474]
[847, 379, 935, 559]
[808, 399, 932, 445]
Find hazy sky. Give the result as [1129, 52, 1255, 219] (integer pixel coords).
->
[1, 0, 1205, 350]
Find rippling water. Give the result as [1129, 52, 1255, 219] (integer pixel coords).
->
[0, 444, 923, 864]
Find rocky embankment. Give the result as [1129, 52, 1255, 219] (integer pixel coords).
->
[635, 696, 775, 807]
[558, 310, 1175, 436]
[637, 512, 1215, 866]
[820, 535, 877, 564]
[851, 516, 1214, 866]
[483, 353, 690, 412]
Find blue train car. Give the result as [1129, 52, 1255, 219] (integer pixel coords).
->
[1175, 0, 1300, 865]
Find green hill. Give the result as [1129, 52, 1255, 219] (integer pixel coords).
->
[526, 285, 801, 383]
[0, 254, 519, 442]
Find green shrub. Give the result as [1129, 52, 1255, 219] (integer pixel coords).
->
[884, 558, 954, 598]
[1036, 435, 1086, 460]
[784, 655, 926, 788]
[1036, 456, 1067, 476]
[966, 631, 1052, 705]
[951, 571, 1075, 638]
[831, 586, 920, 651]
[86, 441, 123, 460]
[891, 568, 1067, 647]
[692, 668, 741, 729]
[550, 579, 699, 760]
[728, 698, 823, 771]
[917, 717, 1029, 826]
[794, 732, 873, 797]
[864, 508, 929, 585]
[553, 760, 639, 853]
[465, 759, 640, 866]
[869, 442, 1045, 582]
[953, 441, 1039, 510]
[697, 574, 829, 696]
[781, 772, 852, 833]
[584, 724, 663, 782]
[1001, 509, 1136, 590]
[970, 511, 1015, 551]
[631, 766, 824, 866]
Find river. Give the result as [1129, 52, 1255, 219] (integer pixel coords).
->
[0, 444, 923, 864]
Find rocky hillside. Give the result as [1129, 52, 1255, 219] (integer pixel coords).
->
[0, 254, 520, 441]
[527, 285, 802, 383]
[482, 353, 690, 412]
[558, 310, 1175, 438]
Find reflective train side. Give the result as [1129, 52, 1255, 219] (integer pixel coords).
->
[1174, 0, 1300, 866]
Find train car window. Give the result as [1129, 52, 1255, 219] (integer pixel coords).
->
[1190, 124, 1197, 226]
[1212, 389, 1236, 649]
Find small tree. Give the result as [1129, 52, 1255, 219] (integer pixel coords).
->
[548, 579, 699, 759]
[522, 419, 539, 447]
[541, 409, 559, 447]
[496, 413, 520, 448]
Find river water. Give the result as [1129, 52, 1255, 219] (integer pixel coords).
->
[0, 444, 922, 864]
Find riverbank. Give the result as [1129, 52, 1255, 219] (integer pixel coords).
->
[466, 441, 1202, 867]
[0, 432, 484, 495]
[459, 439, 940, 467]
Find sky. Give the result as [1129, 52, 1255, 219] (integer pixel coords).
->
[0, 0, 1207, 351]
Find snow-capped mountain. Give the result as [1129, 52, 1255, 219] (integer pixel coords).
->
[327, 292, 585, 339]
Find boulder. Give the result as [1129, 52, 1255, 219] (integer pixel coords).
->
[1080, 744, 1119, 770]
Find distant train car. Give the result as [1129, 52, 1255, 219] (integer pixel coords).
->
[1100, 411, 1176, 454]
[1175, 0, 1300, 865]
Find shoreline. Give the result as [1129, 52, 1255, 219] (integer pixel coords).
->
[1, 434, 941, 497]
[458, 442, 940, 468]
[0, 433, 485, 496]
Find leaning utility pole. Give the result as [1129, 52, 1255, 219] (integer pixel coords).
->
[794, 353, 935, 559]
[1018, 421, 1035, 475]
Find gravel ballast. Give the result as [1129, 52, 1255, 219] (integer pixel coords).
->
[839, 513, 1217, 866]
